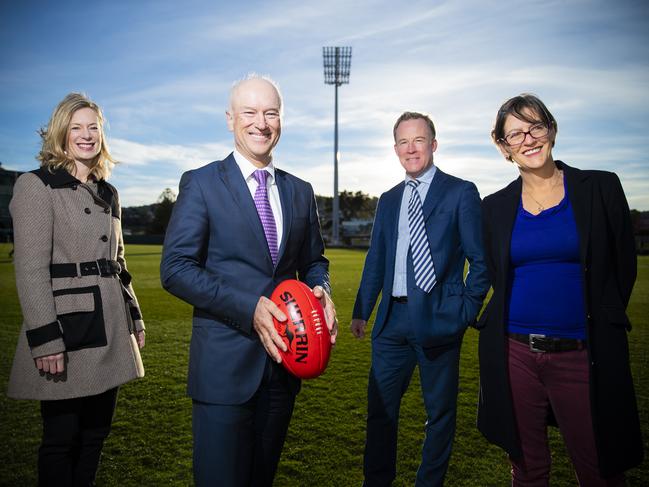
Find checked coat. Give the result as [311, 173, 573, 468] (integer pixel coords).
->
[7, 168, 145, 400]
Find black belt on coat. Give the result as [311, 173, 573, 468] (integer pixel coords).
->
[50, 258, 122, 278]
[508, 332, 586, 353]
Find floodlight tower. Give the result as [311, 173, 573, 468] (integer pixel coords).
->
[322, 46, 352, 246]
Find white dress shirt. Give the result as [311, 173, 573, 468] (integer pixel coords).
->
[232, 150, 284, 249]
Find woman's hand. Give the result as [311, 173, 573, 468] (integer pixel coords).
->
[35, 353, 65, 374]
[136, 330, 145, 349]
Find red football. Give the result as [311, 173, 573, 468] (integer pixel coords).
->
[270, 279, 331, 379]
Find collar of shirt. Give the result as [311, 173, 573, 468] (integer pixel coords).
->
[231, 149, 284, 253]
[233, 149, 277, 185]
[391, 164, 437, 296]
[404, 163, 436, 188]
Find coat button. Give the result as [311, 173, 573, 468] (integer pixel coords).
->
[84, 208, 91, 214]
[71, 185, 78, 190]
[100, 235, 108, 242]
[104, 208, 110, 214]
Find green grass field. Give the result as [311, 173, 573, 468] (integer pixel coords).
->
[1, 244, 647, 486]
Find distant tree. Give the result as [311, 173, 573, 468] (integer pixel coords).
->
[316, 191, 377, 222]
[316, 195, 332, 233]
[315, 191, 378, 242]
[340, 190, 378, 220]
[630, 209, 649, 236]
[148, 188, 176, 235]
[122, 205, 155, 234]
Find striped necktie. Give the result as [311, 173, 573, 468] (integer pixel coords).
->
[407, 179, 436, 292]
[253, 169, 278, 266]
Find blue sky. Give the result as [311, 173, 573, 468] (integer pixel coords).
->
[1, 0, 648, 209]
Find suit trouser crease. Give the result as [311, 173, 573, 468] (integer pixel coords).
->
[192, 359, 297, 487]
[364, 302, 461, 487]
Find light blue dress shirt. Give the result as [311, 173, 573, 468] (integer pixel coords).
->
[391, 164, 437, 297]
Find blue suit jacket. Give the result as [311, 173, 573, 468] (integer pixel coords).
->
[160, 154, 330, 404]
[352, 168, 489, 347]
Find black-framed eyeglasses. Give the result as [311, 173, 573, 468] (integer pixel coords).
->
[500, 124, 549, 146]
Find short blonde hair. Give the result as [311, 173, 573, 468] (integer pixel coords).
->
[38, 93, 116, 180]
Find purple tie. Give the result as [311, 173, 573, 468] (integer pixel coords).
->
[253, 169, 278, 266]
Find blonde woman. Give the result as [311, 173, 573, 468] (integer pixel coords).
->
[7, 93, 145, 486]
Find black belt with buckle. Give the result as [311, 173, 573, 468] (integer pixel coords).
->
[50, 258, 122, 278]
[391, 296, 408, 303]
[508, 332, 586, 353]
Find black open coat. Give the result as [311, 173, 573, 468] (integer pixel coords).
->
[476, 161, 643, 477]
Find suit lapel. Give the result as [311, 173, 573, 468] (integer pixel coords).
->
[561, 161, 591, 265]
[386, 184, 404, 258]
[422, 168, 450, 221]
[494, 178, 521, 279]
[275, 169, 293, 265]
[218, 154, 273, 266]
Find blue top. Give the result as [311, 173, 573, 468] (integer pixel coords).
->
[506, 182, 587, 339]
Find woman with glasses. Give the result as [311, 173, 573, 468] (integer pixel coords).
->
[476, 93, 642, 485]
[7, 93, 145, 486]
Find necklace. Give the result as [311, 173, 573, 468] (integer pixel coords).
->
[522, 170, 563, 213]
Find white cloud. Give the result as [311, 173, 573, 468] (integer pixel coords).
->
[1, 0, 648, 210]
[110, 138, 231, 170]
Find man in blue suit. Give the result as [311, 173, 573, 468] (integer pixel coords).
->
[351, 112, 489, 486]
[161, 74, 337, 487]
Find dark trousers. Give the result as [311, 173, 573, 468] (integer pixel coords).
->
[364, 302, 461, 487]
[507, 338, 625, 486]
[192, 359, 297, 487]
[39, 387, 118, 487]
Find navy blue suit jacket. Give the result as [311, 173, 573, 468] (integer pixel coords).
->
[353, 168, 489, 347]
[160, 154, 329, 404]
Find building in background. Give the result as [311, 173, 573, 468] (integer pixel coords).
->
[1, 164, 648, 252]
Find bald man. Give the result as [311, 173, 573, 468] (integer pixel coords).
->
[161, 74, 337, 486]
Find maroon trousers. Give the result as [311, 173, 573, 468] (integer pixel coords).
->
[506, 338, 625, 487]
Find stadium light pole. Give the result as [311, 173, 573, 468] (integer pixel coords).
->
[322, 46, 352, 246]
